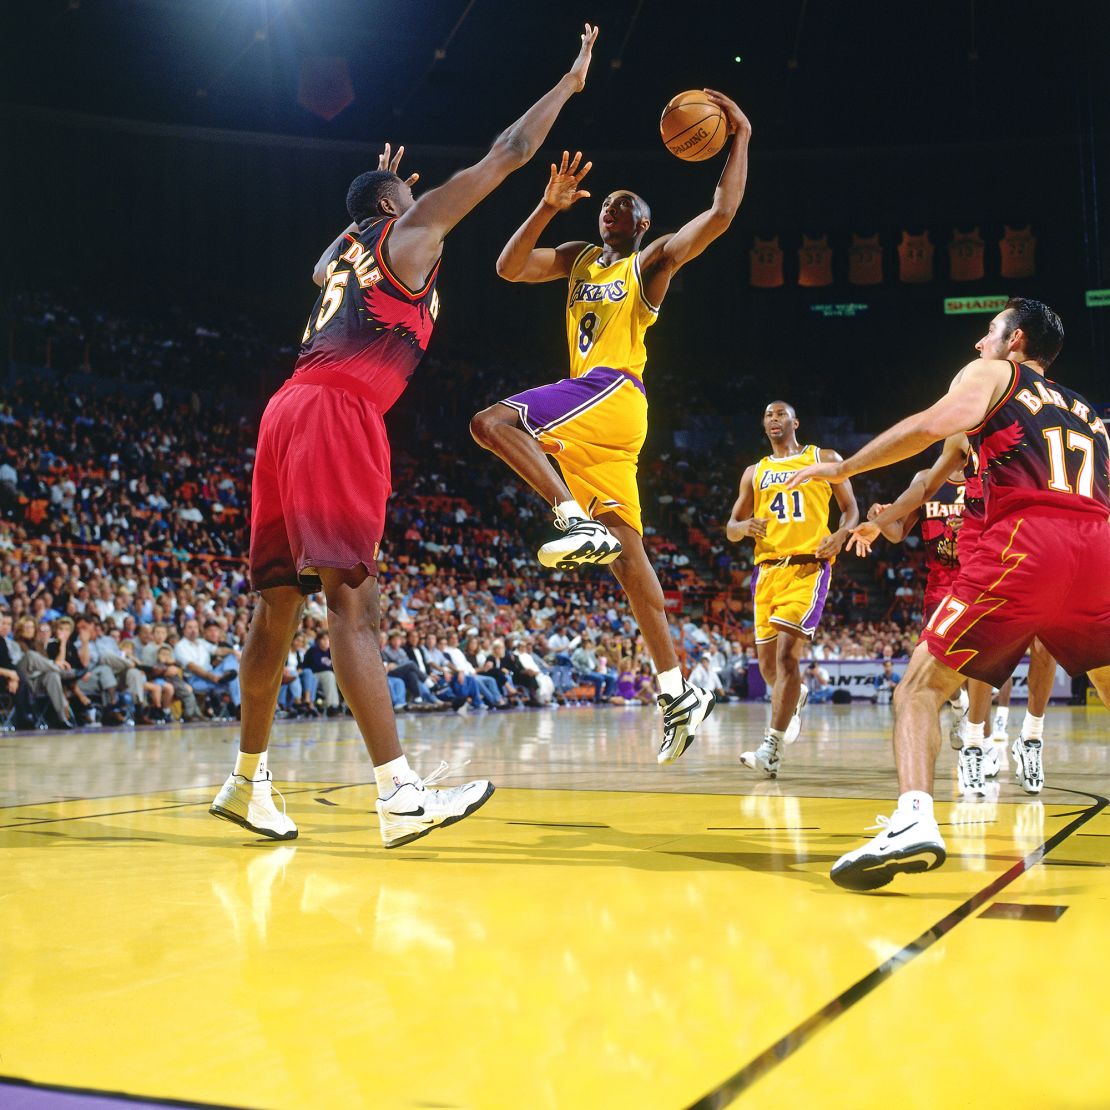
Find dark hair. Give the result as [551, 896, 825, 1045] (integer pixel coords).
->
[1002, 297, 1064, 367]
[346, 171, 403, 223]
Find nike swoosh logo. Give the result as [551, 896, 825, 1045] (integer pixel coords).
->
[886, 821, 916, 840]
[391, 807, 425, 817]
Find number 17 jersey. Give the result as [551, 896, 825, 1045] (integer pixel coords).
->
[565, 246, 658, 380]
[752, 445, 834, 563]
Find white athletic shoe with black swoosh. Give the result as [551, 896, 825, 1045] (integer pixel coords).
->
[957, 743, 987, 796]
[831, 810, 946, 891]
[656, 681, 715, 764]
[1011, 735, 1044, 795]
[377, 761, 495, 848]
[210, 769, 298, 840]
[537, 510, 622, 570]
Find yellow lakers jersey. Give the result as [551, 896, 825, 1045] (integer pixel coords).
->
[565, 246, 658, 380]
[752, 445, 834, 562]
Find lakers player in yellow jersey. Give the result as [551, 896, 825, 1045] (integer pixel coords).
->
[471, 90, 751, 763]
[726, 401, 858, 776]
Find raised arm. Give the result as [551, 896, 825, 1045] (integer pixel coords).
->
[725, 465, 766, 544]
[787, 360, 1011, 488]
[639, 91, 752, 307]
[312, 144, 420, 286]
[496, 151, 592, 283]
[387, 24, 599, 288]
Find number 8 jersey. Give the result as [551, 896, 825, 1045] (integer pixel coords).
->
[564, 246, 658, 380]
[752, 445, 835, 563]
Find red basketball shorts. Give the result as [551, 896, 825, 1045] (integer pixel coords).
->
[923, 503, 1110, 686]
[249, 381, 390, 592]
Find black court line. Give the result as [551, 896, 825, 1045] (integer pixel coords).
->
[684, 786, 1107, 1110]
[706, 827, 820, 832]
[0, 1074, 239, 1108]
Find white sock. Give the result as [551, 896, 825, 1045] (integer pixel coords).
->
[657, 667, 684, 698]
[234, 750, 265, 779]
[897, 791, 934, 819]
[768, 727, 786, 743]
[963, 720, 985, 747]
[374, 755, 418, 799]
[1022, 713, 1044, 741]
[555, 498, 588, 522]
[995, 706, 1010, 725]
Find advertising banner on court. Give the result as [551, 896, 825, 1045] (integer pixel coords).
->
[746, 658, 1072, 701]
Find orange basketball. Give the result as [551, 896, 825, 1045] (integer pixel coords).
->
[660, 91, 727, 161]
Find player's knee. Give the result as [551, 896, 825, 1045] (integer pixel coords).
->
[469, 406, 502, 449]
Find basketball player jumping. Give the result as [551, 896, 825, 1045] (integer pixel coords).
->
[790, 298, 1110, 890]
[470, 92, 752, 764]
[209, 24, 600, 847]
[725, 401, 859, 777]
[852, 433, 1058, 796]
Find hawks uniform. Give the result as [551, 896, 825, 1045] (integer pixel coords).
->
[919, 481, 964, 619]
[251, 217, 441, 591]
[749, 445, 836, 643]
[924, 361, 1110, 685]
[503, 246, 657, 532]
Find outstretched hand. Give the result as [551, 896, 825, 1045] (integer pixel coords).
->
[377, 143, 419, 188]
[846, 522, 882, 556]
[544, 151, 592, 210]
[702, 89, 751, 136]
[566, 23, 599, 92]
[785, 460, 846, 490]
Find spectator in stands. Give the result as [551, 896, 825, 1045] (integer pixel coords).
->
[873, 659, 900, 704]
[304, 631, 341, 716]
[13, 615, 73, 727]
[804, 661, 834, 704]
[175, 617, 239, 718]
[571, 641, 617, 702]
[137, 623, 201, 721]
[381, 630, 442, 708]
[689, 653, 727, 702]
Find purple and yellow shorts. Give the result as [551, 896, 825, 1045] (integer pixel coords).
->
[503, 366, 648, 533]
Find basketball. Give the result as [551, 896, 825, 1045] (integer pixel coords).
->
[660, 90, 727, 161]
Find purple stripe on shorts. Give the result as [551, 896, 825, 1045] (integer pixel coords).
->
[503, 367, 645, 436]
[800, 561, 832, 633]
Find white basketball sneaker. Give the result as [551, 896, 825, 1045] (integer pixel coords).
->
[783, 685, 809, 744]
[740, 732, 783, 778]
[991, 712, 1010, 743]
[210, 769, 298, 840]
[377, 763, 495, 849]
[982, 739, 1004, 778]
[957, 744, 987, 796]
[537, 507, 621, 570]
[831, 809, 946, 891]
[656, 681, 715, 763]
[1011, 735, 1044, 795]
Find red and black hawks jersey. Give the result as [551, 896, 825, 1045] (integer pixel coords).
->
[291, 217, 441, 412]
[920, 481, 964, 577]
[968, 361, 1110, 521]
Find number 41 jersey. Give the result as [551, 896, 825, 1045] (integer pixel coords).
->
[752, 445, 835, 563]
[564, 246, 658, 381]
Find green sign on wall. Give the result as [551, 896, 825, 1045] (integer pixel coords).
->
[1085, 289, 1110, 308]
[943, 295, 1008, 315]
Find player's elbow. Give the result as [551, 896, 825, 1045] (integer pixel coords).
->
[491, 129, 534, 170]
[495, 255, 523, 282]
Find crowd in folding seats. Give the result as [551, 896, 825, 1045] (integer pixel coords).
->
[1, 292, 927, 730]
